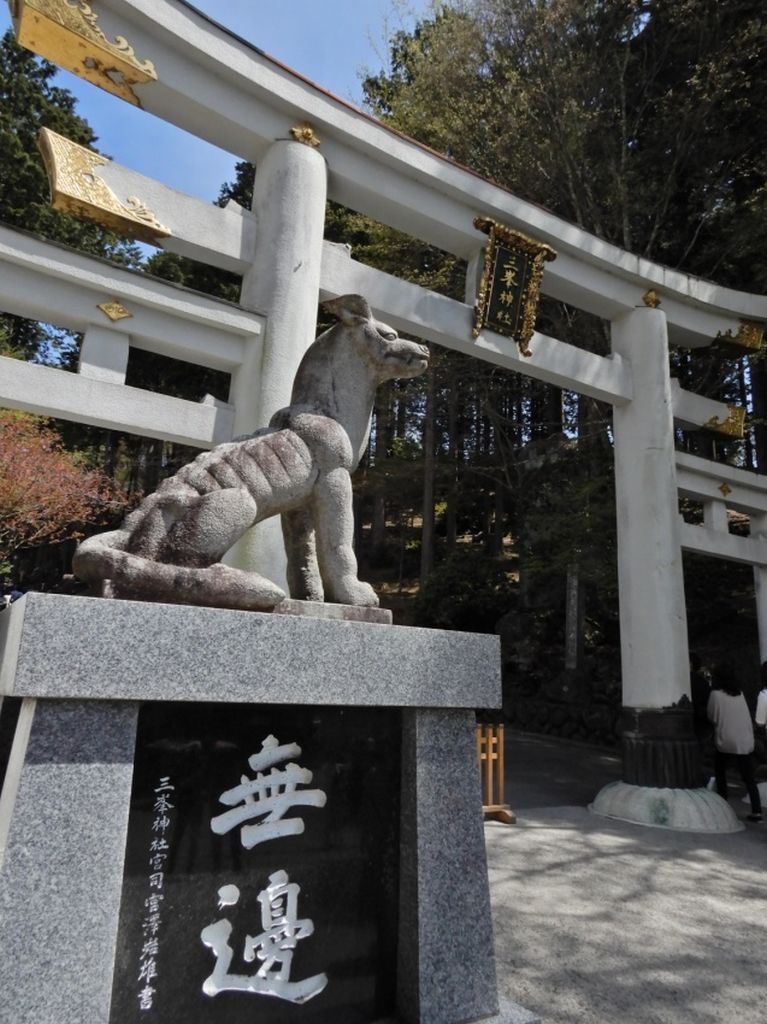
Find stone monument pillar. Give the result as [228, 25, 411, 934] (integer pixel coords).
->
[226, 134, 327, 591]
[591, 305, 740, 832]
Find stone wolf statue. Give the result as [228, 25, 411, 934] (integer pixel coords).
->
[73, 295, 429, 611]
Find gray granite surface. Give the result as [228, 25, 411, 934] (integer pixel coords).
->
[494, 996, 543, 1023]
[398, 709, 499, 1024]
[273, 597, 393, 623]
[373, 1002, 540, 1024]
[0, 593, 501, 708]
[0, 699, 138, 1024]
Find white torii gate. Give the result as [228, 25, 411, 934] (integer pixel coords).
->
[3, 0, 767, 830]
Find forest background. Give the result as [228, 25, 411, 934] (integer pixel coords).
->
[1, 0, 766, 744]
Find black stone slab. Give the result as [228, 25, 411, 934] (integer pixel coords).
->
[0, 694, 21, 794]
[109, 702, 401, 1024]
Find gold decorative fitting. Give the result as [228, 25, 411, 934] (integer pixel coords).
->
[10, 0, 157, 106]
[289, 123, 320, 148]
[715, 320, 764, 355]
[718, 482, 732, 498]
[642, 289, 661, 308]
[703, 405, 746, 439]
[97, 300, 131, 322]
[38, 127, 171, 243]
[472, 217, 556, 356]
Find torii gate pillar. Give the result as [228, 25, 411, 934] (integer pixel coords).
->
[226, 136, 328, 591]
[591, 306, 740, 831]
[751, 513, 767, 663]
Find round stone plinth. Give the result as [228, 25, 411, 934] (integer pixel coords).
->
[589, 782, 743, 833]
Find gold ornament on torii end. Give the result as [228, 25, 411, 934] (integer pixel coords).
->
[9, 0, 157, 106]
[714, 320, 764, 357]
[703, 405, 746, 439]
[37, 127, 171, 244]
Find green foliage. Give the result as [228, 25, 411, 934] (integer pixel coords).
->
[414, 548, 516, 632]
[363, 0, 767, 290]
[144, 249, 241, 303]
[516, 442, 618, 600]
[359, 0, 766, 656]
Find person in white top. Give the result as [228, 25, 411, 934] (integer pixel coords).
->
[707, 663, 762, 822]
[755, 662, 767, 732]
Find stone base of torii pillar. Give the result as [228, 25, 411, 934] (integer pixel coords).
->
[590, 707, 742, 833]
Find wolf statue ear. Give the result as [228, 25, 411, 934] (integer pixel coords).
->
[322, 294, 372, 325]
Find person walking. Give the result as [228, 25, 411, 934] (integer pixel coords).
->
[707, 663, 762, 822]
[756, 662, 767, 735]
[689, 652, 712, 743]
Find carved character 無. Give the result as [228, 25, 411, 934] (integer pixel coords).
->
[73, 295, 429, 610]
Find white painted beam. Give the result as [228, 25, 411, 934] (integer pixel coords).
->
[0, 356, 234, 447]
[676, 451, 767, 516]
[320, 244, 632, 406]
[96, 158, 256, 272]
[76, 0, 767, 347]
[669, 380, 735, 432]
[679, 520, 767, 567]
[0, 225, 260, 371]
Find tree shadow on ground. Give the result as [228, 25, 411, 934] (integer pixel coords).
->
[489, 733, 766, 1024]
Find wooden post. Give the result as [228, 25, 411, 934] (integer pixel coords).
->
[475, 722, 516, 824]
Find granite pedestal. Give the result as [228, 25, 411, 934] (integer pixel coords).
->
[0, 593, 538, 1024]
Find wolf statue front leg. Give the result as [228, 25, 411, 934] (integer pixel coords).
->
[281, 508, 324, 602]
[312, 467, 378, 607]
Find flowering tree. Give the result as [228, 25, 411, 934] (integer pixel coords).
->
[0, 411, 127, 576]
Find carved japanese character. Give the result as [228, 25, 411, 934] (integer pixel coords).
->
[210, 735, 327, 849]
[201, 878, 327, 1004]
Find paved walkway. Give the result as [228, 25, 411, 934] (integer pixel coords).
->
[487, 732, 766, 1024]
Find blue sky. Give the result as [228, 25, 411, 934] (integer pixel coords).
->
[1, 0, 432, 202]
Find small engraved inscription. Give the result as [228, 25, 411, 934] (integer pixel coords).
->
[137, 777, 175, 1013]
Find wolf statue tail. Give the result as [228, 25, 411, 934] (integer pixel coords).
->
[72, 531, 285, 611]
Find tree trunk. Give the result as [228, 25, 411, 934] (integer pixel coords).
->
[371, 383, 394, 560]
[445, 367, 459, 551]
[564, 563, 584, 672]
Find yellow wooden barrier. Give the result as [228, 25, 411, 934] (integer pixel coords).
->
[476, 722, 516, 824]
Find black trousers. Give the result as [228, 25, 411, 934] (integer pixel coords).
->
[714, 749, 762, 815]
